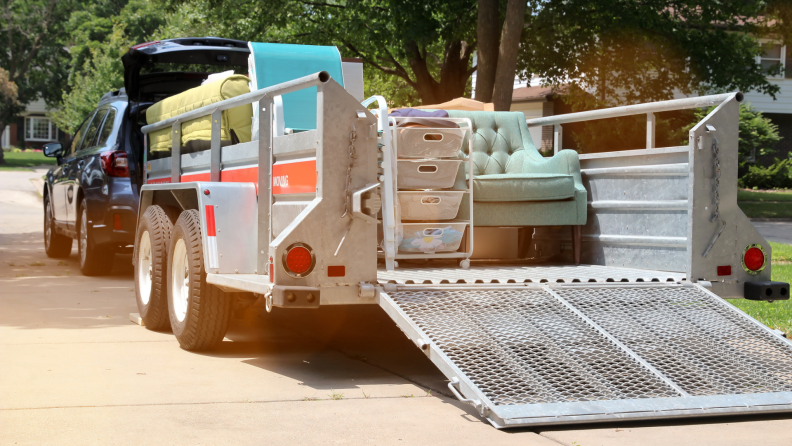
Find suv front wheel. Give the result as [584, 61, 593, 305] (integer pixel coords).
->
[78, 199, 115, 276]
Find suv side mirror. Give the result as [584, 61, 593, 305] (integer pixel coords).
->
[43, 142, 64, 158]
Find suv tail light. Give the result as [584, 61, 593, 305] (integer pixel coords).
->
[101, 151, 129, 177]
[282, 243, 315, 278]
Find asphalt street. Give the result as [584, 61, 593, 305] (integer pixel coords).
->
[1, 167, 791, 445]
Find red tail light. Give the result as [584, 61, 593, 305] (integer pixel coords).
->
[282, 243, 315, 278]
[100, 151, 129, 177]
[742, 244, 766, 275]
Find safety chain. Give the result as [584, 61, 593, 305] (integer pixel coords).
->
[710, 136, 720, 222]
[341, 123, 357, 218]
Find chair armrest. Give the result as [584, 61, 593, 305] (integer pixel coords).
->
[524, 149, 583, 187]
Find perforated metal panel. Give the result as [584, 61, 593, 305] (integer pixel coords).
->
[378, 284, 792, 428]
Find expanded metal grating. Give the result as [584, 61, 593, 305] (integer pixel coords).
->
[389, 289, 680, 405]
[558, 286, 792, 396]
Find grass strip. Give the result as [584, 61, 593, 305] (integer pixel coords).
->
[738, 189, 792, 202]
[737, 201, 792, 219]
[0, 151, 56, 171]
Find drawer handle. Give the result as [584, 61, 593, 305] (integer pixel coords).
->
[418, 165, 438, 173]
[423, 133, 444, 141]
[423, 228, 444, 236]
[421, 196, 441, 205]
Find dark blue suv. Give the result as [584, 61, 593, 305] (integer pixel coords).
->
[42, 37, 251, 275]
[42, 90, 142, 275]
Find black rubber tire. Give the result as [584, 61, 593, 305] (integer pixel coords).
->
[134, 205, 173, 331]
[43, 194, 72, 258]
[167, 209, 232, 351]
[78, 199, 114, 276]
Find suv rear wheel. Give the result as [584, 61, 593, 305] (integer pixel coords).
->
[78, 199, 115, 276]
[44, 194, 72, 258]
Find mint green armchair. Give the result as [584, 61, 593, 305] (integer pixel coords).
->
[446, 110, 587, 262]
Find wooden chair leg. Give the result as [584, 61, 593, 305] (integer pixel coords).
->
[571, 225, 582, 265]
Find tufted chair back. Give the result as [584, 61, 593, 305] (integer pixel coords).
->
[446, 111, 541, 176]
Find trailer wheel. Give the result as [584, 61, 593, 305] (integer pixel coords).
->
[134, 205, 173, 331]
[167, 209, 232, 351]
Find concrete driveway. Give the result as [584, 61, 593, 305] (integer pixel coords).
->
[1, 169, 792, 445]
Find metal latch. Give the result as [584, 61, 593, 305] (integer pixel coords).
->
[351, 183, 381, 224]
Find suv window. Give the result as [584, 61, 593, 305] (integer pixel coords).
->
[96, 108, 117, 147]
[68, 112, 96, 156]
[78, 108, 109, 152]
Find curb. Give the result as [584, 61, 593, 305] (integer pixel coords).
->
[750, 218, 792, 222]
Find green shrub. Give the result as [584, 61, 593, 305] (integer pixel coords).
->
[739, 154, 792, 189]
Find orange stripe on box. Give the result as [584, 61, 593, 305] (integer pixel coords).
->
[272, 159, 316, 195]
[181, 172, 210, 182]
[147, 177, 171, 184]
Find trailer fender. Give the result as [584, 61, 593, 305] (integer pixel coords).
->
[138, 182, 258, 274]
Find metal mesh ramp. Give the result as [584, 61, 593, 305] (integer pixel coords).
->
[378, 283, 792, 427]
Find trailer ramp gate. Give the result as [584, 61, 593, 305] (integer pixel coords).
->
[378, 284, 792, 428]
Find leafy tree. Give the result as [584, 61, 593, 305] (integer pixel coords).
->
[0, 0, 75, 163]
[0, 68, 23, 151]
[161, 0, 479, 105]
[520, 0, 783, 109]
[52, 0, 167, 133]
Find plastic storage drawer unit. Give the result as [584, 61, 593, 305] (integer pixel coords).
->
[398, 191, 464, 221]
[396, 127, 465, 158]
[397, 159, 462, 189]
[398, 222, 467, 253]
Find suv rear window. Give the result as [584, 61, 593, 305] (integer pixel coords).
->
[96, 108, 117, 146]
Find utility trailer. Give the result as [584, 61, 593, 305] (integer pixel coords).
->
[134, 69, 792, 428]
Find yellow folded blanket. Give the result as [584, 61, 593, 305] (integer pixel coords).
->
[146, 75, 252, 152]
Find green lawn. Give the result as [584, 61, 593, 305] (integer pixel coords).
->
[729, 244, 792, 336]
[738, 189, 792, 202]
[0, 151, 56, 171]
[737, 189, 792, 219]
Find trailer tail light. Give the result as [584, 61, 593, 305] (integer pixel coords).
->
[113, 214, 122, 231]
[742, 244, 766, 275]
[282, 243, 315, 278]
[717, 265, 731, 276]
[100, 151, 129, 177]
[269, 257, 273, 282]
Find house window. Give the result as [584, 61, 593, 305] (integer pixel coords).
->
[758, 42, 788, 79]
[25, 117, 56, 141]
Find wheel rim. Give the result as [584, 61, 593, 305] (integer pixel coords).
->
[171, 238, 189, 322]
[137, 231, 152, 305]
[44, 200, 52, 249]
[80, 209, 88, 266]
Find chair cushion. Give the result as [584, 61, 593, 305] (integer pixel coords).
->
[472, 173, 575, 202]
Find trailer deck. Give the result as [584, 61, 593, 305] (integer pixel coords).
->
[376, 263, 687, 285]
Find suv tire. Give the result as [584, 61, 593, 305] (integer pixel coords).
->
[44, 194, 72, 258]
[167, 209, 232, 351]
[78, 199, 115, 276]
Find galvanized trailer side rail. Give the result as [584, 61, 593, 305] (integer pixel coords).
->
[378, 283, 792, 427]
[527, 93, 773, 298]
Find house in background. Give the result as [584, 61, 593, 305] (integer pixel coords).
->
[1, 97, 67, 150]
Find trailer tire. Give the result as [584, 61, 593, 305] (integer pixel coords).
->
[167, 209, 232, 351]
[134, 205, 173, 331]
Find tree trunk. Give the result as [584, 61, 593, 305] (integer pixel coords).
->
[0, 119, 8, 164]
[475, 0, 500, 103]
[491, 0, 527, 111]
